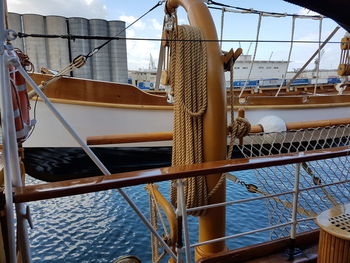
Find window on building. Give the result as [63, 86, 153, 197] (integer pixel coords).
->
[234, 67, 240, 69]
[258, 66, 264, 69]
[274, 67, 279, 69]
[242, 67, 248, 69]
[266, 67, 271, 69]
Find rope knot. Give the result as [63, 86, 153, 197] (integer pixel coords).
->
[227, 117, 251, 139]
[14, 48, 34, 72]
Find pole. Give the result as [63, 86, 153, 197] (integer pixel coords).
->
[0, 1, 32, 261]
[167, 0, 227, 260]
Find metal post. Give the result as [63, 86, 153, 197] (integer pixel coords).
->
[288, 162, 301, 260]
[219, 8, 225, 50]
[177, 179, 191, 262]
[18, 66, 177, 260]
[0, 1, 31, 261]
[291, 162, 301, 239]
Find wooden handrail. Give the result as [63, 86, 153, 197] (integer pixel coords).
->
[86, 118, 350, 145]
[14, 145, 350, 203]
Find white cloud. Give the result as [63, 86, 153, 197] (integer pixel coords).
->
[7, 0, 107, 19]
[119, 15, 145, 29]
[297, 8, 320, 17]
[150, 19, 162, 31]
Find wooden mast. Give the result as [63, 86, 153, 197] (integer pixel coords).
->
[166, 0, 227, 260]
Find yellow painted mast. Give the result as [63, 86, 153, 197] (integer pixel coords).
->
[166, 0, 227, 260]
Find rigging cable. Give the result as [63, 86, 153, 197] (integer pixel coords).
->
[275, 16, 296, 97]
[18, 1, 165, 61]
[239, 13, 262, 98]
[313, 17, 324, 95]
[17, 34, 341, 44]
[85, 1, 164, 59]
[206, 0, 324, 19]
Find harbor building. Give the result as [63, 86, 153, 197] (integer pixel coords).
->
[8, 12, 128, 83]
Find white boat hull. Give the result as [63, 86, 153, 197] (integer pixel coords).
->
[24, 100, 350, 148]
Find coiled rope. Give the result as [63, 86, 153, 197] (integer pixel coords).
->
[169, 25, 208, 216]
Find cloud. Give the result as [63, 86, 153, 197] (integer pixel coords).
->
[119, 15, 146, 30]
[124, 26, 160, 70]
[150, 19, 162, 31]
[7, 0, 107, 19]
[297, 8, 320, 17]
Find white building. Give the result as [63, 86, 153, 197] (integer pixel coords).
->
[227, 55, 288, 80]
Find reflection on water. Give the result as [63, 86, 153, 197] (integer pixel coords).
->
[27, 171, 269, 263]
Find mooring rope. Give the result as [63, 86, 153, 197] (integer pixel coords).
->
[169, 25, 208, 216]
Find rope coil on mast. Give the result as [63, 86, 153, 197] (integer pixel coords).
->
[169, 24, 209, 217]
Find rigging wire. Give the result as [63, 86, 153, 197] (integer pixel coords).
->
[84, 0, 164, 59]
[206, 0, 325, 19]
[16, 33, 341, 44]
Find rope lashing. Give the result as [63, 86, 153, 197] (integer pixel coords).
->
[338, 35, 350, 76]
[14, 48, 34, 72]
[227, 117, 251, 140]
[226, 173, 317, 218]
[27, 55, 87, 99]
[169, 24, 208, 217]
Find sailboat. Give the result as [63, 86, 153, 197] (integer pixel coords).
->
[1, 0, 350, 262]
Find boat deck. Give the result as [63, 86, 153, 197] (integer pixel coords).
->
[198, 231, 318, 263]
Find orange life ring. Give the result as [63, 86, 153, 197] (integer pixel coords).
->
[9, 67, 31, 143]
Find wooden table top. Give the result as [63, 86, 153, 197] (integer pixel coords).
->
[317, 203, 350, 240]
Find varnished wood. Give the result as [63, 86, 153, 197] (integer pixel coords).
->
[13, 145, 350, 203]
[30, 73, 169, 106]
[318, 230, 350, 263]
[316, 204, 350, 263]
[87, 132, 173, 145]
[30, 74, 350, 110]
[197, 230, 319, 263]
[317, 203, 350, 240]
[86, 118, 350, 145]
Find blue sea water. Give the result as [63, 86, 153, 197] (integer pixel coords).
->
[25, 171, 273, 263]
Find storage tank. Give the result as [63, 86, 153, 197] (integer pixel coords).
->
[46, 16, 70, 72]
[68, 17, 92, 79]
[22, 14, 48, 72]
[8, 12, 24, 52]
[109, 20, 128, 83]
[89, 19, 111, 81]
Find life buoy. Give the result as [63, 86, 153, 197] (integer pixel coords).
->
[8, 66, 31, 143]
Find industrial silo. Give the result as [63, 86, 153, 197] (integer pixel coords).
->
[8, 12, 24, 52]
[89, 19, 111, 81]
[108, 20, 128, 83]
[22, 14, 48, 72]
[68, 17, 92, 79]
[46, 16, 70, 72]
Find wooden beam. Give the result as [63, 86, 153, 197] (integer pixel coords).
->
[86, 118, 350, 145]
[13, 146, 350, 203]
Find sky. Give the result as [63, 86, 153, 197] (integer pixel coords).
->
[7, 0, 347, 71]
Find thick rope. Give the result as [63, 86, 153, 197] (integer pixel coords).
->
[169, 25, 208, 217]
[214, 56, 251, 197]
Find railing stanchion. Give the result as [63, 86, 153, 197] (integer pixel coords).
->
[291, 162, 301, 239]
[289, 162, 301, 260]
[177, 179, 191, 262]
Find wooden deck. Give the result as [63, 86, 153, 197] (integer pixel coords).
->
[198, 230, 319, 263]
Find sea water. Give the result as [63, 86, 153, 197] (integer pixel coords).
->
[26, 171, 271, 263]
